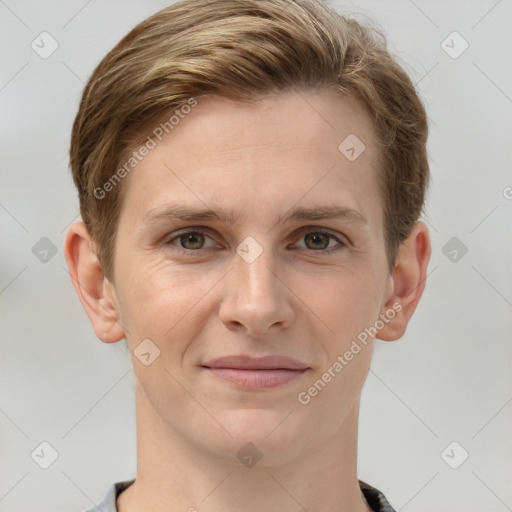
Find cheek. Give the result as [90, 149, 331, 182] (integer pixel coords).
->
[292, 268, 380, 428]
[116, 257, 217, 350]
[292, 260, 384, 346]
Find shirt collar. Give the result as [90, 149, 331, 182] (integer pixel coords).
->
[88, 478, 396, 512]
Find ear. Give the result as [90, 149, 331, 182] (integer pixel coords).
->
[377, 221, 431, 341]
[64, 221, 125, 343]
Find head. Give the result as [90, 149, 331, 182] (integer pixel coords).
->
[65, 0, 431, 466]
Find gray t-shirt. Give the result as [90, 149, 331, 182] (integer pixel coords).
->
[85, 478, 397, 512]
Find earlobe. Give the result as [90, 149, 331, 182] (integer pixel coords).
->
[64, 221, 125, 343]
[377, 221, 431, 342]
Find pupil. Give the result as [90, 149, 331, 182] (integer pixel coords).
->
[181, 232, 204, 249]
[306, 233, 328, 250]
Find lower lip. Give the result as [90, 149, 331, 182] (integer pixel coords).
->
[205, 368, 308, 389]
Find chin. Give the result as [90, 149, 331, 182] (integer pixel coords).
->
[207, 408, 309, 467]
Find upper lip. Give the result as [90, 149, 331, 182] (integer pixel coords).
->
[202, 355, 309, 370]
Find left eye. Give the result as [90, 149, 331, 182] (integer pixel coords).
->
[295, 231, 345, 251]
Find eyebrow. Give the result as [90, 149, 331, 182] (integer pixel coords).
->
[142, 203, 368, 226]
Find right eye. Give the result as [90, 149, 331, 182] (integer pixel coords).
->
[164, 228, 220, 254]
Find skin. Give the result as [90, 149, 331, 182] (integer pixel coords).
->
[65, 88, 431, 512]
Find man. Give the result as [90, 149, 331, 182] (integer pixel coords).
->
[64, 1, 431, 510]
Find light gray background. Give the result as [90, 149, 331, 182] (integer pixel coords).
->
[1, 1, 511, 511]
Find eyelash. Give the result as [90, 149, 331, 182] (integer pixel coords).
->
[164, 228, 348, 257]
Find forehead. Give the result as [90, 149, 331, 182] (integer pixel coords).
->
[118, 89, 383, 231]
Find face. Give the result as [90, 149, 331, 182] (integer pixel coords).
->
[110, 89, 394, 465]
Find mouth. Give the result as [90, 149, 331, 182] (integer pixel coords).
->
[201, 355, 310, 389]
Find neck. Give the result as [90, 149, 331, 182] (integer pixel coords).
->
[117, 384, 372, 512]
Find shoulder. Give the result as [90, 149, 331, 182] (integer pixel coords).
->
[84, 479, 135, 512]
[359, 480, 397, 512]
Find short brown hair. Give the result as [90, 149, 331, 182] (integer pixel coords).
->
[69, 0, 429, 280]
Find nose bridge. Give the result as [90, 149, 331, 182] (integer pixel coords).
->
[235, 237, 279, 304]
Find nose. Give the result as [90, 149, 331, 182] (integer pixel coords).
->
[218, 241, 295, 338]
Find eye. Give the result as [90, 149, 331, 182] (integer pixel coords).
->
[166, 230, 217, 251]
[294, 230, 347, 252]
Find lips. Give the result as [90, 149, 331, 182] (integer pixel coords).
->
[202, 354, 309, 371]
[201, 355, 310, 389]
